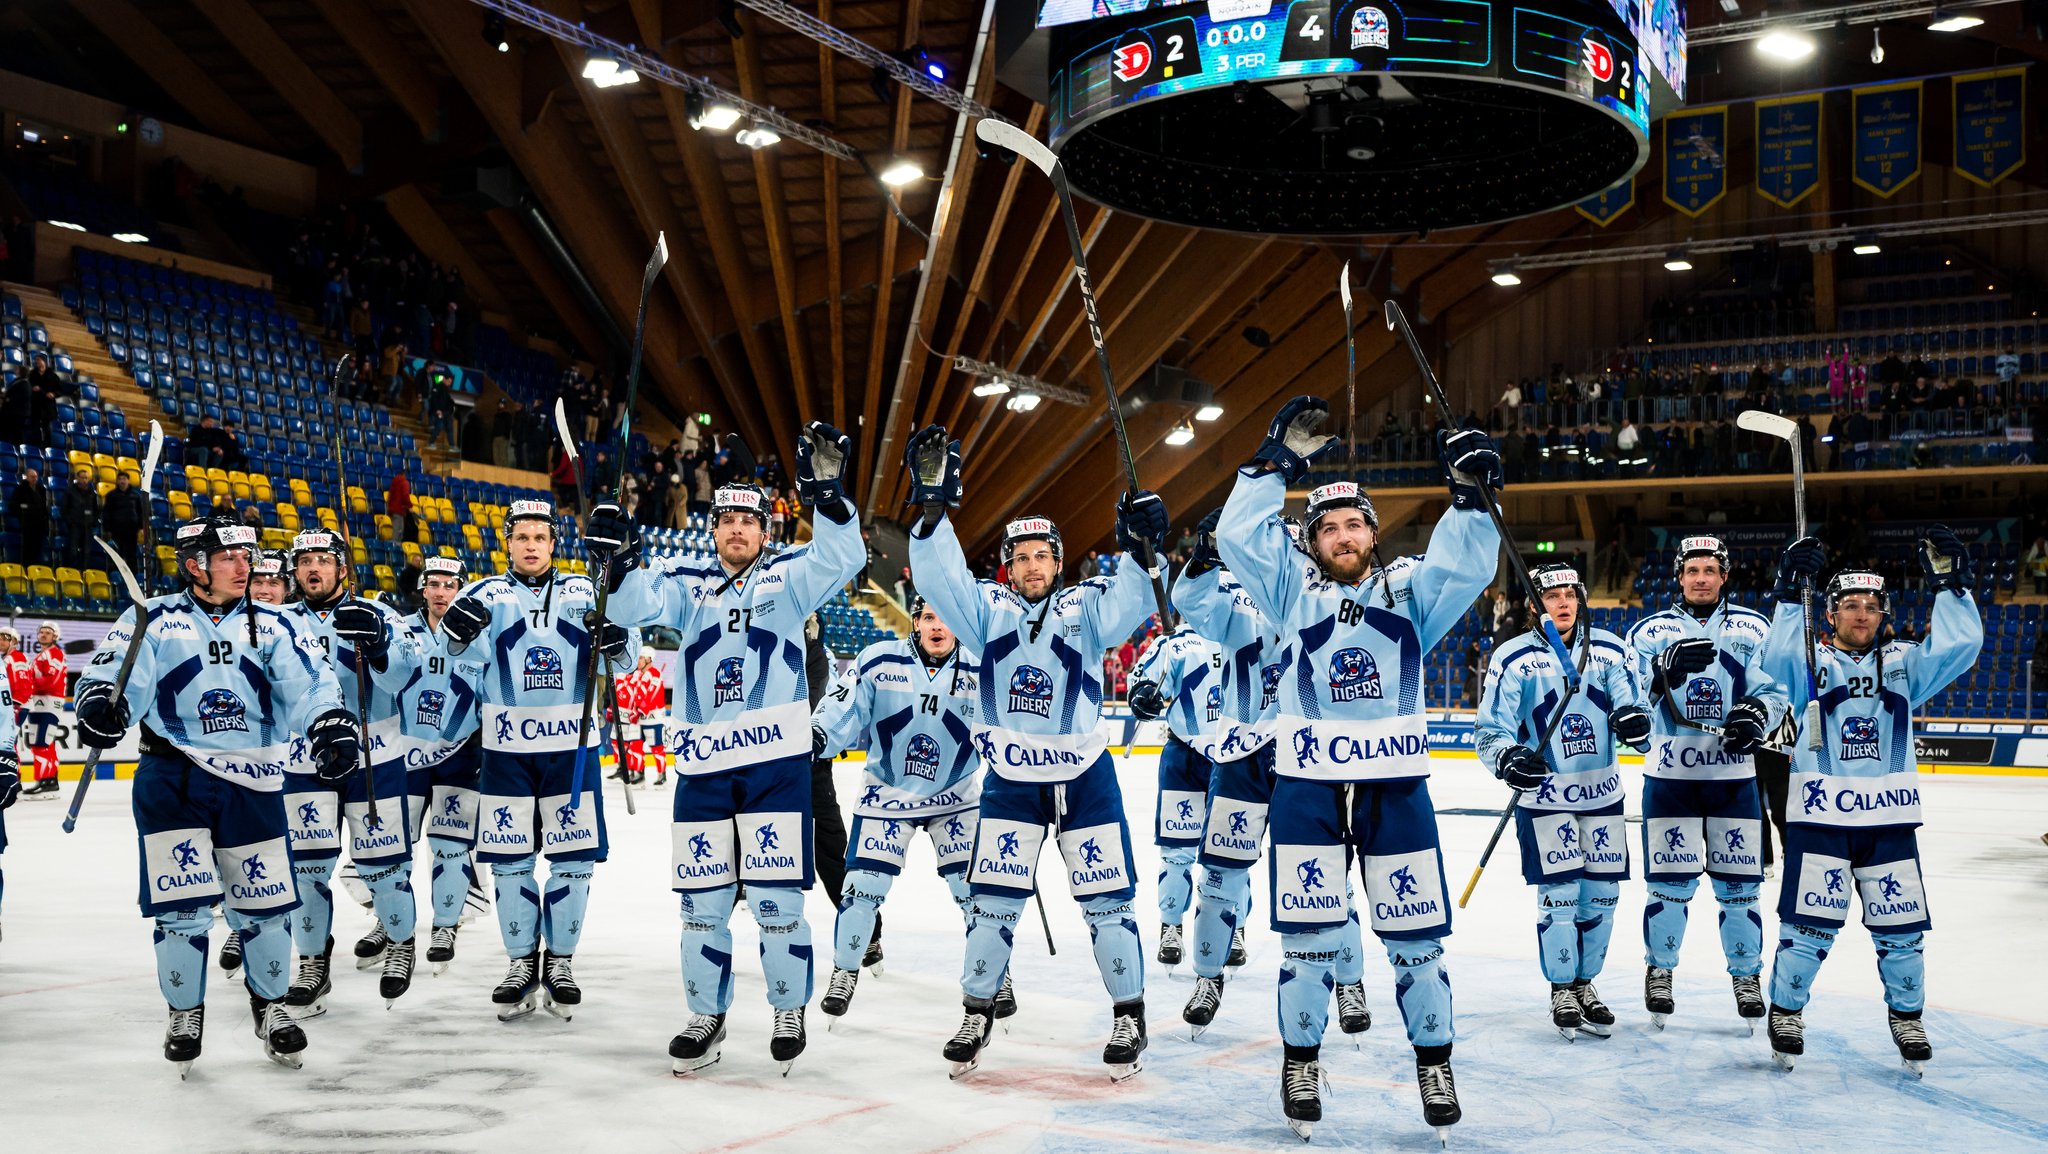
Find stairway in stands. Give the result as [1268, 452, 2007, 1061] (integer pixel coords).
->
[4, 281, 184, 440]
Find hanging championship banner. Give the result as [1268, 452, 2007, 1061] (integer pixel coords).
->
[1755, 93, 1822, 208]
[1852, 81, 1922, 197]
[1953, 67, 2027, 188]
[1663, 106, 1728, 217]
[1576, 179, 1634, 227]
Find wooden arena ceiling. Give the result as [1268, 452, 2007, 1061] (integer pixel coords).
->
[31, 0, 2048, 554]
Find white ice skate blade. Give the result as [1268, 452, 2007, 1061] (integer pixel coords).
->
[286, 997, 326, 1021]
[1746, 1022, 1759, 1037]
[1577, 1022, 1612, 1038]
[174, 1061, 194, 1081]
[1648, 1013, 1668, 1030]
[1557, 1027, 1578, 1042]
[778, 1059, 796, 1078]
[1108, 1060, 1143, 1083]
[948, 1058, 980, 1080]
[1187, 1024, 1207, 1041]
[543, 996, 574, 1022]
[432, 961, 450, 977]
[671, 1049, 722, 1077]
[1772, 1051, 1796, 1072]
[865, 961, 885, 976]
[263, 1046, 304, 1070]
[1902, 1060, 1925, 1078]
[354, 953, 384, 972]
[496, 993, 539, 1022]
[1435, 1125, 1452, 1148]
[1288, 1119, 1313, 1142]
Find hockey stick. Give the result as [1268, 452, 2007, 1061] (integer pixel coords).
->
[1340, 261, 1357, 479]
[1458, 625, 1592, 907]
[1735, 408, 1823, 752]
[554, 400, 629, 816]
[1034, 889, 1057, 955]
[63, 420, 162, 831]
[330, 418, 379, 825]
[1383, 301, 1575, 674]
[973, 119, 1172, 628]
[598, 669, 637, 816]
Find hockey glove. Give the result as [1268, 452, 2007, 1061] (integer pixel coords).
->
[1919, 525, 1971, 594]
[1495, 744, 1550, 791]
[442, 595, 490, 647]
[812, 724, 828, 760]
[0, 749, 18, 809]
[1610, 706, 1652, 749]
[1185, 507, 1224, 577]
[1127, 679, 1168, 722]
[583, 501, 642, 573]
[332, 598, 390, 661]
[308, 708, 362, 784]
[73, 678, 130, 749]
[1249, 396, 1338, 485]
[1116, 490, 1170, 558]
[1652, 637, 1716, 697]
[797, 421, 853, 509]
[585, 610, 631, 662]
[1438, 428, 1504, 510]
[1720, 695, 1770, 755]
[904, 424, 963, 529]
[1773, 536, 1827, 601]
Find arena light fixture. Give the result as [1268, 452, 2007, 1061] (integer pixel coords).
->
[1927, 9, 1984, 30]
[582, 50, 621, 80]
[483, 11, 509, 51]
[878, 158, 924, 187]
[1005, 392, 1042, 412]
[1164, 421, 1196, 446]
[47, 220, 85, 231]
[972, 380, 1012, 397]
[1757, 28, 1817, 60]
[1195, 403, 1224, 421]
[1853, 239, 1883, 255]
[1490, 263, 1523, 286]
[687, 94, 742, 131]
[113, 232, 150, 244]
[1663, 249, 1694, 271]
[735, 125, 781, 149]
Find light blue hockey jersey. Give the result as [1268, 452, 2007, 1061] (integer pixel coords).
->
[0, 656, 16, 752]
[909, 513, 1154, 784]
[1129, 624, 1222, 748]
[814, 636, 983, 817]
[606, 504, 862, 776]
[1476, 626, 1643, 812]
[282, 597, 421, 769]
[455, 570, 639, 755]
[1173, 562, 1284, 762]
[1218, 468, 1498, 783]
[388, 610, 484, 769]
[1758, 591, 1981, 829]
[79, 592, 344, 791]
[1625, 601, 1788, 782]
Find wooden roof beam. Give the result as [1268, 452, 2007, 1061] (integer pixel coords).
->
[191, 0, 365, 171]
[69, 0, 279, 151]
[307, 0, 441, 142]
[381, 184, 516, 317]
[733, 8, 814, 443]
[856, 0, 927, 496]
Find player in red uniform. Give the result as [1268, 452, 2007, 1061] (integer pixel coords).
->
[616, 653, 667, 786]
[21, 622, 68, 797]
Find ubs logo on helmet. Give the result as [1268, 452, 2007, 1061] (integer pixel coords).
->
[523, 646, 563, 690]
[1328, 647, 1382, 702]
[415, 688, 446, 728]
[906, 733, 941, 781]
[1008, 664, 1053, 718]
[714, 656, 745, 706]
[198, 687, 249, 734]
[1683, 676, 1722, 721]
[1840, 715, 1881, 760]
[1559, 712, 1598, 758]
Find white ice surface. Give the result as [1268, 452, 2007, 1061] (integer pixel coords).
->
[3, 756, 2046, 1154]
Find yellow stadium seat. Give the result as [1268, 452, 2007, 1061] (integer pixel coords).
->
[28, 566, 58, 599]
[92, 452, 118, 483]
[400, 542, 423, 564]
[96, 480, 113, 499]
[117, 454, 140, 478]
[350, 538, 369, 564]
[56, 567, 86, 599]
[155, 544, 178, 578]
[204, 467, 231, 497]
[85, 569, 112, 601]
[168, 491, 193, 520]
[290, 479, 312, 505]
[277, 503, 301, 531]
[67, 449, 93, 476]
[461, 524, 483, 551]
[346, 486, 369, 515]
[373, 514, 394, 542]
[318, 506, 340, 532]
[489, 550, 507, 572]
[251, 474, 274, 503]
[262, 528, 291, 550]
[373, 564, 397, 593]
[0, 563, 26, 598]
[437, 545, 458, 559]
[229, 471, 254, 502]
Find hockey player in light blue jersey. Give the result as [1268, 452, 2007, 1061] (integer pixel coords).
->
[1172, 508, 1372, 1048]
[1218, 395, 1501, 1141]
[1624, 535, 1787, 1034]
[1757, 531, 1981, 1075]
[812, 596, 995, 1023]
[0, 627, 17, 941]
[903, 422, 1167, 1082]
[1125, 613, 1221, 966]
[1476, 562, 1650, 1040]
[438, 498, 639, 1023]
[75, 514, 360, 1076]
[586, 422, 862, 1076]
[276, 528, 422, 1013]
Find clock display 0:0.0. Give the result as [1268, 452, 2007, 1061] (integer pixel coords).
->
[1204, 21, 1270, 47]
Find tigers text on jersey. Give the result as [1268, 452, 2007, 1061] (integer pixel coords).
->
[387, 612, 483, 769]
[1760, 591, 1982, 829]
[607, 504, 862, 776]
[1129, 624, 1223, 747]
[814, 637, 983, 817]
[1172, 563, 1283, 761]
[909, 513, 1154, 784]
[1625, 602, 1787, 782]
[78, 593, 344, 791]
[283, 598, 420, 768]
[457, 570, 640, 754]
[1476, 627, 1644, 812]
[1218, 468, 1498, 784]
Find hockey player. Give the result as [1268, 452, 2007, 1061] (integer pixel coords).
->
[1173, 508, 1373, 1045]
[1624, 536, 1786, 1033]
[902, 423, 1167, 1082]
[585, 422, 860, 1075]
[221, 549, 299, 978]
[19, 622, 65, 797]
[74, 514, 360, 1075]
[1, 626, 26, 738]
[1217, 396, 1501, 1141]
[278, 529, 421, 1012]
[1125, 616, 1221, 968]
[616, 653, 664, 786]
[1758, 531, 1981, 1075]
[438, 499, 638, 1022]
[0, 630, 16, 939]
[811, 596, 992, 1023]
[395, 556, 486, 975]
[1475, 562, 1649, 1040]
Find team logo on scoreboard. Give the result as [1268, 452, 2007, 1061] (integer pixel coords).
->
[1113, 41, 1153, 84]
[1582, 37, 1615, 83]
[1350, 6, 1390, 50]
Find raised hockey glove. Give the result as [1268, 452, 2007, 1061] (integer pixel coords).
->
[1652, 637, 1716, 697]
[308, 708, 362, 784]
[442, 595, 490, 647]
[796, 421, 853, 509]
[583, 501, 642, 578]
[1495, 744, 1550, 791]
[1249, 396, 1338, 485]
[73, 678, 130, 749]
[811, 724, 828, 760]
[584, 610, 631, 662]
[1116, 489, 1170, 558]
[1773, 536, 1827, 601]
[1127, 679, 1168, 721]
[1438, 428, 1505, 510]
[332, 598, 389, 661]
[904, 424, 963, 529]
[1919, 525, 1971, 593]
[1720, 695, 1770, 755]
[1610, 706, 1652, 749]
[0, 749, 18, 809]
[1185, 507, 1224, 577]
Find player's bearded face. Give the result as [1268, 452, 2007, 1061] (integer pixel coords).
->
[1829, 596, 1883, 649]
[915, 606, 956, 657]
[1540, 586, 1578, 635]
[509, 523, 554, 577]
[249, 574, 288, 604]
[1008, 542, 1059, 599]
[1313, 510, 1375, 583]
[421, 575, 461, 617]
[716, 512, 764, 569]
[294, 554, 341, 599]
[1680, 558, 1725, 606]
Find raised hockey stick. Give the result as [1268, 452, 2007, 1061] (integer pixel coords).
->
[1340, 261, 1357, 478]
[598, 668, 637, 816]
[973, 119, 1172, 628]
[1736, 408, 1823, 752]
[62, 537, 154, 833]
[555, 400, 630, 815]
[1384, 301, 1576, 675]
[330, 420, 379, 825]
[1458, 625, 1592, 907]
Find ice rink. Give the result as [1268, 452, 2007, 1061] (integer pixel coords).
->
[3, 753, 2046, 1154]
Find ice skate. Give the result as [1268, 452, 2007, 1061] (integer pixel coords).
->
[1416, 1054, 1460, 1147]
[1645, 966, 1675, 1029]
[770, 1007, 807, 1075]
[250, 994, 307, 1069]
[1769, 1005, 1804, 1071]
[427, 924, 459, 975]
[1336, 980, 1371, 1040]
[1157, 922, 1184, 966]
[863, 913, 884, 974]
[944, 1001, 994, 1079]
[542, 951, 580, 1020]
[820, 967, 860, 1023]
[380, 937, 416, 1008]
[1551, 983, 1584, 1041]
[164, 1004, 204, 1079]
[993, 971, 1018, 1023]
[1282, 1046, 1325, 1142]
[284, 940, 332, 1020]
[1183, 974, 1223, 1039]
[1103, 1000, 1147, 1082]
[1571, 980, 1614, 1037]
[1889, 1009, 1931, 1078]
[1227, 926, 1248, 968]
[1732, 974, 1766, 1034]
[669, 1013, 727, 1075]
[493, 951, 540, 1021]
[353, 923, 390, 971]
[218, 928, 243, 975]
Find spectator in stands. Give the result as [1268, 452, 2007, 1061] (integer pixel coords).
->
[380, 336, 408, 408]
[549, 445, 578, 512]
[1461, 641, 1483, 707]
[219, 420, 248, 471]
[0, 367, 34, 448]
[186, 414, 227, 468]
[1080, 550, 1101, 580]
[425, 368, 457, 450]
[491, 400, 518, 469]
[240, 503, 264, 533]
[349, 298, 375, 359]
[322, 268, 349, 338]
[2033, 628, 2048, 691]
[1876, 350, 1905, 386]
[588, 447, 617, 497]
[10, 466, 49, 566]
[58, 469, 101, 570]
[102, 470, 147, 574]
[2024, 535, 2048, 596]
[778, 487, 799, 541]
[521, 402, 550, 471]
[768, 487, 788, 543]
[689, 456, 712, 517]
[388, 471, 414, 545]
[459, 405, 488, 464]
